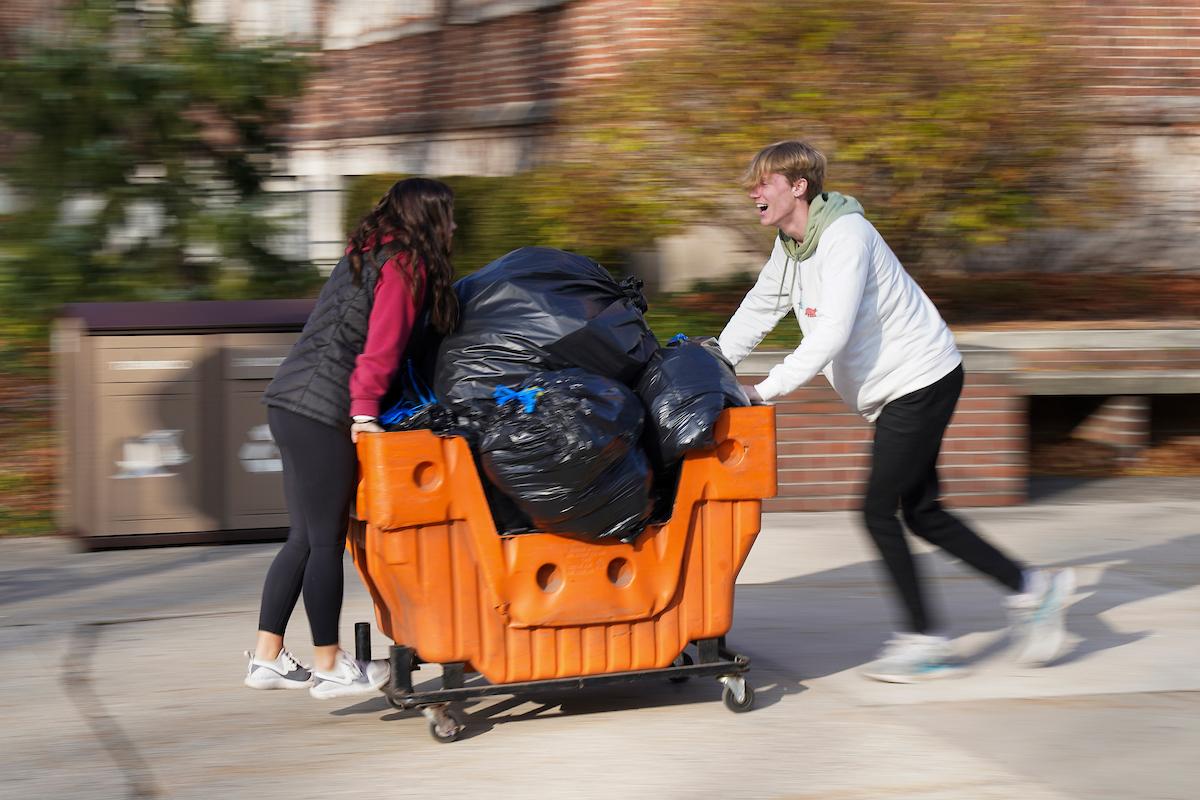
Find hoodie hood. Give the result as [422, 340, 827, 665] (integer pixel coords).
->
[779, 191, 865, 262]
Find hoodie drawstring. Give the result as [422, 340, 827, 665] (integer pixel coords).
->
[776, 255, 797, 315]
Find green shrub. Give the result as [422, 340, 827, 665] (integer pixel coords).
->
[521, 0, 1108, 275]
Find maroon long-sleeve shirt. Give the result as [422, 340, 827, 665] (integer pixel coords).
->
[349, 246, 423, 418]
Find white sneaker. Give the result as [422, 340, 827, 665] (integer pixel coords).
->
[1007, 568, 1076, 666]
[861, 633, 965, 683]
[244, 647, 312, 689]
[309, 650, 390, 700]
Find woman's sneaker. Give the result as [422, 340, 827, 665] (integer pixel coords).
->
[861, 633, 965, 683]
[244, 647, 312, 689]
[1007, 568, 1076, 666]
[309, 650, 390, 700]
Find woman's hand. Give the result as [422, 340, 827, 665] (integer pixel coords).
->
[350, 418, 384, 443]
[742, 384, 767, 405]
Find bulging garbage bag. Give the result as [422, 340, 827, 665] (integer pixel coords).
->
[478, 369, 654, 542]
[636, 335, 750, 466]
[434, 247, 659, 410]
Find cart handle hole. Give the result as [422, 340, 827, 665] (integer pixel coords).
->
[536, 563, 563, 593]
[716, 439, 746, 466]
[607, 557, 634, 587]
[413, 461, 443, 492]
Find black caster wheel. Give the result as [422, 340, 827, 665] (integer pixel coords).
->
[386, 693, 408, 711]
[429, 718, 463, 743]
[424, 704, 467, 743]
[721, 678, 755, 713]
[669, 650, 694, 683]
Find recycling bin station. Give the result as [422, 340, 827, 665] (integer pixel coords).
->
[53, 300, 314, 548]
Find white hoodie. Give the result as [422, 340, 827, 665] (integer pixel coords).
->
[718, 214, 961, 422]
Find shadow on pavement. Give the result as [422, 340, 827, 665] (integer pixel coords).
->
[331, 658, 806, 736]
[1048, 531, 1200, 666]
[694, 528, 1198, 684]
[0, 544, 254, 608]
[11, 505, 1193, 746]
[321, 527, 1199, 737]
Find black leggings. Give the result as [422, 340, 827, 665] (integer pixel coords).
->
[257, 406, 356, 647]
[862, 364, 1024, 634]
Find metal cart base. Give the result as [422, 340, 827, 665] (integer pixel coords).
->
[356, 624, 754, 742]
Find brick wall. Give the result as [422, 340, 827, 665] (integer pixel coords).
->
[292, 0, 681, 142]
[738, 351, 1028, 513]
[0, 0, 64, 56]
[1073, 395, 1151, 465]
[1055, 0, 1200, 97]
[907, 0, 1200, 97]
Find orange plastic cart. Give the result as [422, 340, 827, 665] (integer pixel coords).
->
[348, 405, 776, 741]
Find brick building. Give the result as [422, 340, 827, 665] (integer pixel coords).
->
[5, 0, 1199, 270]
[247, 0, 684, 266]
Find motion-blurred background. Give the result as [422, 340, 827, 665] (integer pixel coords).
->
[3, 0, 1199, 537]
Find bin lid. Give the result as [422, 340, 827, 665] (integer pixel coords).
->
[59, 300, 316, 334]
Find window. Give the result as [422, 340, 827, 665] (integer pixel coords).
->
[192, 0, 316, 42]
[324, 0, 438, 49]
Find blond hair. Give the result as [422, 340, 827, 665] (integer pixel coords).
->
[741, 140, 826, 202]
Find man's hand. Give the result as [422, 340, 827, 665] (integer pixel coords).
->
[742, 384, 767, 405]
[350, 418, 384, 443]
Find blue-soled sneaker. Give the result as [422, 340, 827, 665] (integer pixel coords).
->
[244, 647, 312, 689]
[861, 633, 966, 684]
[1007, 568, 1076, 666]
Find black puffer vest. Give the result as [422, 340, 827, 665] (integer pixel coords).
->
[263, 247, 396, 429]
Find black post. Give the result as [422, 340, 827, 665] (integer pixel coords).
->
[442, 662, 466, 690]
[697, 638, 720, 664]
[355, 622, 371, 662]
[391, 645, 415, 694]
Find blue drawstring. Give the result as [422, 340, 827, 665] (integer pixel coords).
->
[493, 385, 544, 413]
[407, 360, 438, 407]
[380, 401, 419, 425]
[380, 359, 440, 425]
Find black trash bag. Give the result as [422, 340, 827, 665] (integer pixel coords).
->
[434, 247, 659, 411]
[636, 334, 750, 467]
[380, 403, 461, 435]
[644, 462, 682, 527]
[477, 369, 654, 542]
[478, 467, 536, 535]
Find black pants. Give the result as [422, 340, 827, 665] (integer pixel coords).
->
[257, 406, 356, 647]
[863, 364, 1024, 634]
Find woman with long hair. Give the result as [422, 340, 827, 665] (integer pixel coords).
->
[246, 178, 458, 699]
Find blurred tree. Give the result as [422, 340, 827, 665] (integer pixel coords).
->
[0, 0, 318, 341]
[526, 0, 1107, 274]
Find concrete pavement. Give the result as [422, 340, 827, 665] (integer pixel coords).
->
[1, 477, 1197, 799]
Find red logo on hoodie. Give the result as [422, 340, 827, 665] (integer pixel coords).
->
[804, 307, 817, 317]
